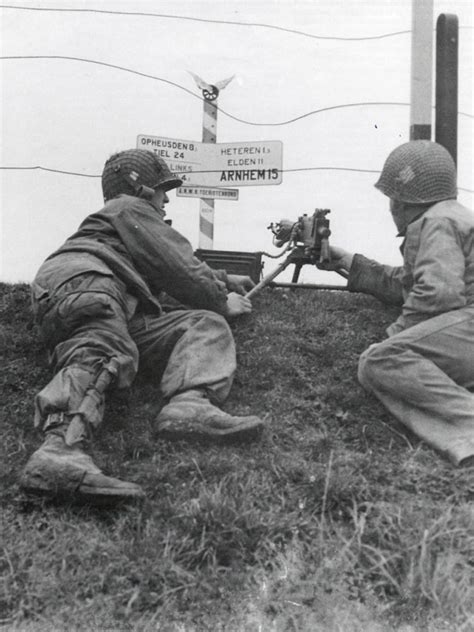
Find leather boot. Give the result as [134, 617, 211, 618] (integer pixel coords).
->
[20, 414, 145, 506]
[156, 390, 265, 442]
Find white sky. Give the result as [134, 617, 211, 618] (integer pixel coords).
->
[1, 0, 473, 285]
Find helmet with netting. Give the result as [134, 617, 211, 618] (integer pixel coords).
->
[102, 149, 183, 201]
[374, 141, 457, 203]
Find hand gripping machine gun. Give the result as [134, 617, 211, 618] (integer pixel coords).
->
[246, 209, 348, 299]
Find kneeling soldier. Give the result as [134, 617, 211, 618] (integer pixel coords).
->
[322, 141, 474, 467]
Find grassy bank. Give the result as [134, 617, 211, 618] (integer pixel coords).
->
[0, 282, 472, 631]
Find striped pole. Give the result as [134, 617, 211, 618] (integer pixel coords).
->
[410, 0, 434, 140]
[199, 97, 217, 249]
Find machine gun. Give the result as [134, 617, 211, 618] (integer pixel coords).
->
[246, 209, 347, 298]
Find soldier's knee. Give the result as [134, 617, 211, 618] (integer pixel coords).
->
[358, 340, 397, 390]
[194, 310, 232, 333]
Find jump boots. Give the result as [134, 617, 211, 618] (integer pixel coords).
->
[156, 389, 265, 442]
[20, 412, 145, 506]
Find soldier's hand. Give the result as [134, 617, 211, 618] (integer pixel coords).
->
[225, 292, 253, 317]
[317, 246, 354, 273]
[226, 274, 256, 295]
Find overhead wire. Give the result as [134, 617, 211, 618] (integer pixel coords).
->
[1, 4, 472, 40]
[1, 56, 473, 125]
[1, 165, 472, 193]
[0, 4, 413, 41]
[0, 8, 471, 193]
[1, 165, 380, 177]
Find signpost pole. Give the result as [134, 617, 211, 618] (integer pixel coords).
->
[199, 96, 217, 249]
[188, 73, 235, 249]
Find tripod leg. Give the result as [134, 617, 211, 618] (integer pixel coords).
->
[291, 264, 303, 283]
[245, 258, 292, 298]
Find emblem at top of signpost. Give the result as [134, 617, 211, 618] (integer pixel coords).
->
[188, 72, 235, 101]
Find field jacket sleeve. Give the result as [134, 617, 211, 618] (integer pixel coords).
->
[111, 202, 229, 315]
[347, 254, 405, 306]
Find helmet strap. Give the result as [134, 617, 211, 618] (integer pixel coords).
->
[391, 201, 429, 236]
[113, 165, 155, 200]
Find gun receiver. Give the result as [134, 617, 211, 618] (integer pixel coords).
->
[269, 208, 331, 263]
[246, 208, 347, 299]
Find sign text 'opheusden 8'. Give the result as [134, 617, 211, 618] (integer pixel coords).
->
[137, 135, 283, 187]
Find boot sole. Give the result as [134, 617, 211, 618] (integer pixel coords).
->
[156, 419, 264, 444]
[19, 482, 145, 507]
[20, 462, 146, 507]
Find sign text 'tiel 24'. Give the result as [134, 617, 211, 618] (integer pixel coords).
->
[137, 135, 283, 187]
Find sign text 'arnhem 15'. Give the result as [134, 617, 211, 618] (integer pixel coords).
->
[137, 135, 283, 187]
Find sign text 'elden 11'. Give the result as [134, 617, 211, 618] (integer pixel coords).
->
[137, 135, 283, 187]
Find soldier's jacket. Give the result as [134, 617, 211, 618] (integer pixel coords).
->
[347, 199, 474, 336]
[32, 194, 229, 319]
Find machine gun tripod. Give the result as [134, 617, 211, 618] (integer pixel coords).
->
[246, 209, 348, 299]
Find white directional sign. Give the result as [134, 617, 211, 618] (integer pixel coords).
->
[137, 135, 282, 187]
[177, 186, 239, 200]
[208, 141, 283, 187]
[137, 135, 201, 184]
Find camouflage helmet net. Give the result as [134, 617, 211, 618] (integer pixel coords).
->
[101, 149, 183, 201]
[374, 140, 457, 204]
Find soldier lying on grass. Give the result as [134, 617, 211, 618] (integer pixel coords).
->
[20, 149, 264, 506]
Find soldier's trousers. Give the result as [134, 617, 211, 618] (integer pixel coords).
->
[33, 273, 236, 432]
[358, 307, 474, 465]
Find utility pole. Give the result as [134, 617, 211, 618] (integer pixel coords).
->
[189, 73, 234, 249]
[410, 0, 434, 140]
[435, 14, 458, 164]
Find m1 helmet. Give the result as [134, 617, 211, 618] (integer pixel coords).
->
[102, 149, 183, 201]
[374, 140, 457, 204]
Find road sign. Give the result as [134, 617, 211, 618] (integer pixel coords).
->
[137, 134, 202, 184]
[206, 140, 283, 187]
[176, 186, 239, 200]
[137, 135, 283, 187]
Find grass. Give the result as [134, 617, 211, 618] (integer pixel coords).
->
[0, 282, 473, 631]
